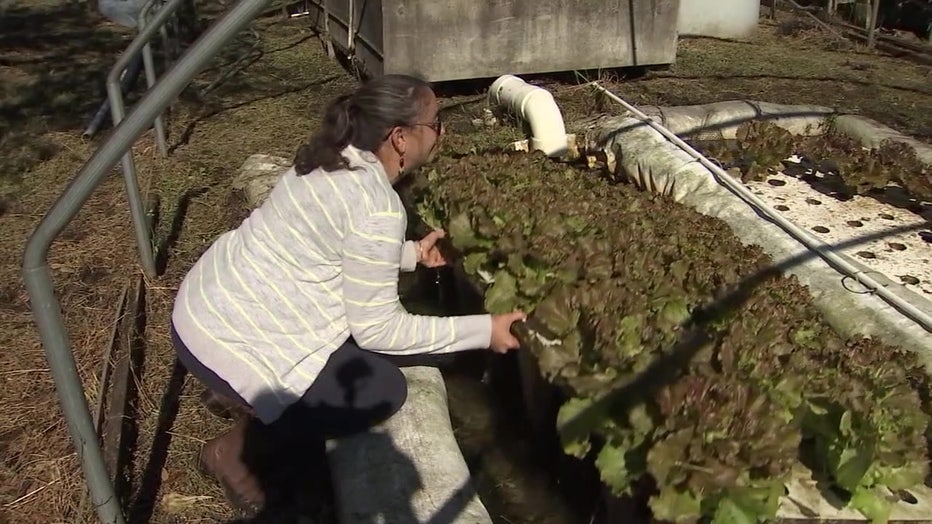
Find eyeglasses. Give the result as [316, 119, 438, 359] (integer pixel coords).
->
[412, 114, 443, 135]
[382, 114, 443, 141]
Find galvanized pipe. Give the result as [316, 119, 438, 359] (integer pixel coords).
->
[138, 0, 169, 157]
[83, 54, 146, 138]
[160, 22, 173, 72]
[347, 0, 355, 50]
[868, 0, 881, 48]
[22, 2, 271, 522]
[107, 0, 187, 279]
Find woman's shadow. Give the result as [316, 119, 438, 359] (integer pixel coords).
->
[228, 356, 424, 524]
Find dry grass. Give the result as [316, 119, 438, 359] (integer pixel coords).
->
[0, 2, 353, 522]
[0, 130, 157, 523]
[0, 1, 138, 199]
[1, 2, 930, 524]
[546, 12, 932, 141]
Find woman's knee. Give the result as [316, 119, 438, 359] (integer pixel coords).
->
[335, 345, 408, 417]
[374, 356, 408, 417]
[301, 343, 409, 434]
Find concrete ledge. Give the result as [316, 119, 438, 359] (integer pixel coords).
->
[231, 153, 291, 206]
[327, 367, 492, 524]
[234, 154, 492, 524]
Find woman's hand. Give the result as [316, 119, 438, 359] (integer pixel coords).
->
[490, 311, 526, 354]
[417, 229, 447, 268]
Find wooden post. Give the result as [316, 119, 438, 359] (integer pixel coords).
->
[867, 0, 881, 48]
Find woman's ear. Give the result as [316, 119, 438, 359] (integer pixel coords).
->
[389, 126, 407, 156]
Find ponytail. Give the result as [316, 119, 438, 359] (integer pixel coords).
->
[294, 94, 356, 175]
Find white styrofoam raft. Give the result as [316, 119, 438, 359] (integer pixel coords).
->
[744, 159, 931, 297]
[782, 473, 932, 521]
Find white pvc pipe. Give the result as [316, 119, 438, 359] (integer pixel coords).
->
[489, 75, 569, 157]
[587, 81, 932, 334]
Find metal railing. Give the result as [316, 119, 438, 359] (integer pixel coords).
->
[107, 0, 187, 279]
[21, 2, 271, 522]
[134, 0, 173, 158]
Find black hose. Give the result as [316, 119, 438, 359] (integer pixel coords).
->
[82, 52, 146, 138]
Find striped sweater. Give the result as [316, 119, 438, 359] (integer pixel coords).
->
[171, 145, 493, 423]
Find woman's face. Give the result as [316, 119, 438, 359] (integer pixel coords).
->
[404, 90, 444, 171]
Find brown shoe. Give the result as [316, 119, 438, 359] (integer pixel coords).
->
[198, 417, 266, 514]
[199, 388, 253, 420]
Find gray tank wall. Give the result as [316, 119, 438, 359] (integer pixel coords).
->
[309, 0, 680, 82]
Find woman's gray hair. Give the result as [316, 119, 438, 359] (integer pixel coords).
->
[294, 74, 432, 175]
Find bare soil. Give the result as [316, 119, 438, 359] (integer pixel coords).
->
[0, 2, 929, 523]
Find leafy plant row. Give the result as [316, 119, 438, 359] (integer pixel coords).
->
[694, 121, 931, 203]
[403, 147, 931, 524]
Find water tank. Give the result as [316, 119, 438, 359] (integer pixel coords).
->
[307, 0, 681, 82]
[677, 0, 761, 39]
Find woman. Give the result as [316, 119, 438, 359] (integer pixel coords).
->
[170, 74, 526, 512]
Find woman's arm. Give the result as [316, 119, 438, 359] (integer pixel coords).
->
[342, 211, 492, 355]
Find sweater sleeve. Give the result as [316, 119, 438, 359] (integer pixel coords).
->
[400, 240, 418, 272]
[342, 212, 492, 355]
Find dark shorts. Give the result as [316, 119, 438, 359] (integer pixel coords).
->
[170, 323, 455, 438]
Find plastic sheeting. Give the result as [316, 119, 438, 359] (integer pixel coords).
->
[635, 100, 836, 140]
[579, 103, 932, 369]
[99, 0, 149, 27]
